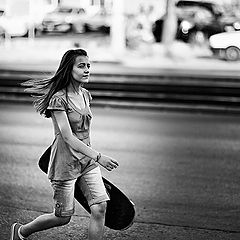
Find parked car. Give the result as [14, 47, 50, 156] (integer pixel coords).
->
[0, 8, 43, 37]
[0, 9, 4, 38]
[209, 31, 240, 61]
[82, 8, 111, 33]
[0, 8, 3, 17]
[39, 6, 86, 33]
[0, 8, 29, 37]
[0, 15, 30, 37]
[152, 0, 240, 44]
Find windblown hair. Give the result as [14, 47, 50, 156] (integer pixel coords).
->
[22, 49, 88, 118]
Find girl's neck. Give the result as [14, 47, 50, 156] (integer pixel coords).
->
[67, 82, 83, 95]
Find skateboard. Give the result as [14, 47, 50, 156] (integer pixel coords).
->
[38, 146, 135, 230]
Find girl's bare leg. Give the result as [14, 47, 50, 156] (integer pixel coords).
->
[88, 202, 107, 240]
[20, 213, 71, 238]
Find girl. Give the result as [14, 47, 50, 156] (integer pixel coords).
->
[10, 49, 119, 240]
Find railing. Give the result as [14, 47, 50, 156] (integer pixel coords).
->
[0, 68, 240, 113]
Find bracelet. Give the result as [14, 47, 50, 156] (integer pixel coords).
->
[96, 152, 101, 162]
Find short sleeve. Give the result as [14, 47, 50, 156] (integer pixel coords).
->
[47, 95, 66, 111]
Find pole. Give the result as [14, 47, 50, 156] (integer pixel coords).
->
[162, 0, 177, 58]
[111, 0, 125, 60]
[28, 0, 35, 43]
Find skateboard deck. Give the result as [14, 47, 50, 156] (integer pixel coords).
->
[38, 146, 135, 230]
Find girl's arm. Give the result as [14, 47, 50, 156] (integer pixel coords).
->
[53, 110, 119, 170]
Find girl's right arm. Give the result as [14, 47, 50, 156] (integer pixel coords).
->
[53, 110, 119, 171]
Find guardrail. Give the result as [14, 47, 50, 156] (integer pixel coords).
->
[0, 68, 240, 113]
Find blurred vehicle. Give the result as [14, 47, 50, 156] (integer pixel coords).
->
[82, 8, 111, 33]
[0, 8, 42, 37]
[0, 8, 30, 37]
[209, 31, 240, 61]
[0, 8, 4, 38]
[152, 0, 240, 44]
[39, 6, 86, 33]
[0, 14, 29, 37]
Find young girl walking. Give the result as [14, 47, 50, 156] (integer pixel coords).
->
[10, 49, 119, 240]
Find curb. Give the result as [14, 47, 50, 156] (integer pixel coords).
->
[1, 96, 240, 115]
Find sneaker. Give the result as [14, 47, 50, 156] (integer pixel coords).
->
[10, 223, 24, 240]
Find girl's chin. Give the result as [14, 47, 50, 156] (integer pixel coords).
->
[80, 77, 89, 83]
[82, 78, 89, 83]
[73, 77, 89, 84]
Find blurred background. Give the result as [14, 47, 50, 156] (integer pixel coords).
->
[0, 0, 240, 61]
[0, 0, 240, 109]
[0, 0, 240, 59]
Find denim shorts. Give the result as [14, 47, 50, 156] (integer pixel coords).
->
[51, 166, 110, 217]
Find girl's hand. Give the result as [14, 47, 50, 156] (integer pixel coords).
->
[98, 154, 119, 171]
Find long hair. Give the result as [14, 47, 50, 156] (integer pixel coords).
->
[22, 48, 88, 118]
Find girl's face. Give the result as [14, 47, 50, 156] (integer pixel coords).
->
[71, 55, 90, 84]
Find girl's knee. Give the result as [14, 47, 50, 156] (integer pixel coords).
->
[91, 202, 107, 219]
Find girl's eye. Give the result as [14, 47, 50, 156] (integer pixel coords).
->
[78, 64, 90, 68]
[78, 65, 84, 68]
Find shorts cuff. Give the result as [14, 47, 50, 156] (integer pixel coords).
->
[54, 203, 75, 217]
[88, 194, 110, 207]
[55, 209, 74, 217]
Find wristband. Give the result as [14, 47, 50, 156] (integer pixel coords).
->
[96, 152, 101, 162]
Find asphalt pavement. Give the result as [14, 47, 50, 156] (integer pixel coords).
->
[1, 103, 240, 239]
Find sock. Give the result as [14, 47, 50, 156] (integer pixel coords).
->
[18, 226, 26, 240]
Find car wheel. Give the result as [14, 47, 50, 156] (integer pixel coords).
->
[66, 24, 73, 33]
[99, 26, 110, 34]
[34, 28, 42, 37]
[225, 46, 240, 61]
[84, 24, 90, 32]
[41, 29, 47, 34]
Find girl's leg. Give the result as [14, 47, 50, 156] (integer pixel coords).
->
[88, 202, 107, 240]
[19, 179, 76, 238]
[77, 166, 110, 240]
[20, 213, 71, 238]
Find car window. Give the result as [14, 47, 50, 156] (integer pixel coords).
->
[177, 6, 214, 22]
[56, 8, 73, 13]
[77, 8, 85, 14]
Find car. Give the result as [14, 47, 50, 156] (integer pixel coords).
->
[82, 8, 111, 33]
[152, 0, 240, 44]
[0, 15, 30, 37]
[0, 8, 4, 38]
[209, 31, 240, 61]
[0, 8, 29, 37]
[0, 8, 43, 37]
[0, 8, 4, 17]
[39, 6, 86, 33]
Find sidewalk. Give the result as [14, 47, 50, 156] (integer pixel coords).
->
[2, 205, 240, 240]
[0, 37, 240, 75]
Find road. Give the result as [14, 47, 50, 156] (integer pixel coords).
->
[1, 103, 240, 240]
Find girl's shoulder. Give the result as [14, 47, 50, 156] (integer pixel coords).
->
[52, 90, 66, 98]
[48, 90, 68, 111]
[81, 88, 92, 102]
[51, 90, 68, 102]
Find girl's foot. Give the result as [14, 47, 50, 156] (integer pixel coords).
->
[10, 223, 26, 240]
